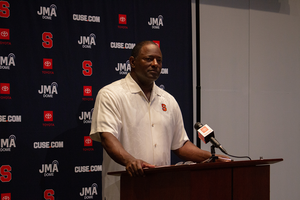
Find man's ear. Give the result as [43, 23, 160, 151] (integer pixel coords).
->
[129, 56, 135, 68]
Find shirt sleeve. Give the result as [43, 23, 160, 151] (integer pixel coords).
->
[90, 88, 122, 142]
[170, 97, 190, 150]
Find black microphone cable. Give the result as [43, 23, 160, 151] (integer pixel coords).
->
[194, 122, 252, 160]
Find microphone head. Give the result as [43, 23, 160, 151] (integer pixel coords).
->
[194, 123, 227, 154]
[195, 123, 214, 144]
[194, 122, 203, 130]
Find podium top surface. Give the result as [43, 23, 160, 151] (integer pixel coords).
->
[108, 158, 283, 176]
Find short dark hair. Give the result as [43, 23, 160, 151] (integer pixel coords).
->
[131, 41, 158, 58]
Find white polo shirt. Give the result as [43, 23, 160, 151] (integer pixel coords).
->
[90, 73, 189, 200]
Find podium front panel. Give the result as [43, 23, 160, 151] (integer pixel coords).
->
[115, 159, 281, 200]
[191, 168, 232, 200]
[121, 171, 191, 200]
[233, 165, 270, 200]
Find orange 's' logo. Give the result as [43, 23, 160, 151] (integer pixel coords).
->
[162, 104, 167, 111]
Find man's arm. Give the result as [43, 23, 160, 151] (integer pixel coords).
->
[173, 141, 231, 163]
[100, 132, 155, 177]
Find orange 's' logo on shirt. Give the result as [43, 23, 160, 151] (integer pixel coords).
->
[162, 104, 167, 111]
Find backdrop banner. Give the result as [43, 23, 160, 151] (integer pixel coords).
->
[0, 0, 192, 199]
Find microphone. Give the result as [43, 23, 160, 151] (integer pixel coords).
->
[194, 122, 227, 154]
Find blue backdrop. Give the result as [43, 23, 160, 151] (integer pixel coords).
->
[0, 0, 192, 199]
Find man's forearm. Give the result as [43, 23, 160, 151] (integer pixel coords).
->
[174, 141, 231, 163]
[173, 141, 212, 162]
[100, 132, 135, 166]
[99, 132, 155, 176]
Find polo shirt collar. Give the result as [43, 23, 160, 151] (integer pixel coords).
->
[125, 73, 163, 98]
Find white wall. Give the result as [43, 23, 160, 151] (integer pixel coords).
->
[196, 0, 300, 199]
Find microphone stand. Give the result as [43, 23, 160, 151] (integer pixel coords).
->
[204, 145, 219, 163]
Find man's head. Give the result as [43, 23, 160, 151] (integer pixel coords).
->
[129, 41, 162, 87]
[131, 41, 158, 58]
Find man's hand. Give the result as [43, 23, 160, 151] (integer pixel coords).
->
[215, 154, 232, 162]
[125, 158, 155, 177]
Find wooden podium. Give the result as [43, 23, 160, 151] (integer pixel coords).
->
[108, 158, 283, 200]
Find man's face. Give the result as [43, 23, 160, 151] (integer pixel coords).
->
[130, 43, 162, 84]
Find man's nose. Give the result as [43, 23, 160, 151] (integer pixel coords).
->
[151, 58, 159, 66]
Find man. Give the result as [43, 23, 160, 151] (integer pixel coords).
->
[90, 41, 230, 200]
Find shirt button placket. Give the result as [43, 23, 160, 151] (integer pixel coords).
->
[152, 125, 156, 147]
